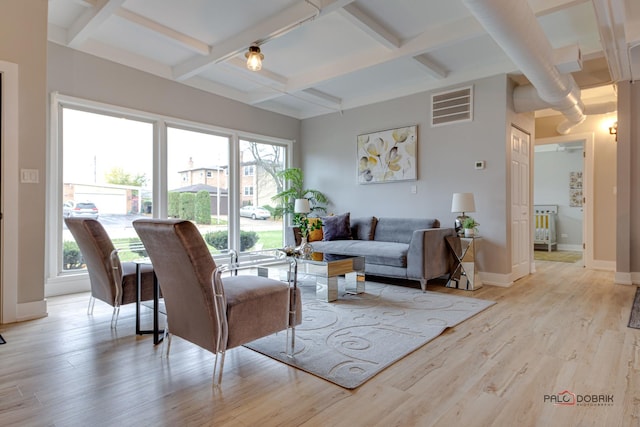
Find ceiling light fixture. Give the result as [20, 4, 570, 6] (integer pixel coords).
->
[245, 44, 264, 71]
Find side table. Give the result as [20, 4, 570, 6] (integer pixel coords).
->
[135, 260, 164, 345]
[446, 235, 482, 290]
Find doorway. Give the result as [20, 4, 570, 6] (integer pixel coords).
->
[534, 133, 594, 269]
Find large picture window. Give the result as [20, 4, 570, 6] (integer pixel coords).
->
[48, 95, 291, 293]
[61, 107, 153, 272]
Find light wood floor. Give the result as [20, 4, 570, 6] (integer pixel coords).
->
[1, 261, 639, 426]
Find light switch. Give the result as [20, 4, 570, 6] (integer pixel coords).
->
[410, 185, 417, 194]
[20, 169, 39, 184]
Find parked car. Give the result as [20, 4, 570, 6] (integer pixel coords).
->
[239, 205, 270, 220]
[63, 201, 75, 217]
[65, 201, 99, 219]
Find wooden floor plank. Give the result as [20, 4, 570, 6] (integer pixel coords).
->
[0, 261, 638, 426]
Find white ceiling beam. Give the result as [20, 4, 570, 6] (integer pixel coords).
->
[529, 0, 590, 17]
[251, 16, 484, 104]
[260, 0, 591, 101]
[277, 16, 485, 99]
[301, 88, 342, 106]
[67, 0, 126, 47]
[173, 2, 319, 81]
[338, 3, 400, 49]
[115, 8, 210, 56]
[592, 0, 631, 81]
[64, 0, 96, 7]
[222, 57, 288, 88]
[172, 0, 357, 81]
[412, 54, 448, 79]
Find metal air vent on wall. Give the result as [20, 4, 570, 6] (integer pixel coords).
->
[431, 86, 473, 126]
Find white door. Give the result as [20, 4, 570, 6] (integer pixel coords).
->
[511, 126, 531, 280]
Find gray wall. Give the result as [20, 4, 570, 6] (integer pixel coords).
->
[47, 43, 301, 142]
[0, 0, 48, 304]
[533, 147, 584, 248]
[617, 81, 640, 279]
[300, 74, 527, 276]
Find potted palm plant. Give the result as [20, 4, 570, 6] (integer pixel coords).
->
[272, 168, 329, 242]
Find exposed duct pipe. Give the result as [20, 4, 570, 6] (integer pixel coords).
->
[462, 0, 586, 133]
[514, 84, 617, 134]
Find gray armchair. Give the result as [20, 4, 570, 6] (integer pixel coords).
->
[132, 218, 302, 386]
[64, 217, 155, 329]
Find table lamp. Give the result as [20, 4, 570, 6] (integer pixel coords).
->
[294, 198, 311, 214]
[451, 192, 475, 236]
[293, 198, 313, 257]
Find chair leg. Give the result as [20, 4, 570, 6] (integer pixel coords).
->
[163, 323, 172, 357]
[110, 306, 120, 329]
[286, 326, 296, 358]
[87, 295, 95, 315]
[212, 349, 226, 387]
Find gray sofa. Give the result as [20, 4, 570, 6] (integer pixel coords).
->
[286, 215, 455, 291]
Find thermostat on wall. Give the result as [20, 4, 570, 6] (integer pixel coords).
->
[475, 160, 485, 170]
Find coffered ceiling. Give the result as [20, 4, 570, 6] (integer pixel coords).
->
[48, 0, 638, 119]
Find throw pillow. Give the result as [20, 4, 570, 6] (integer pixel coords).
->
[351, 216, 378, 240]
[307, 217, 323, 241]
[322, 212, 352, 241]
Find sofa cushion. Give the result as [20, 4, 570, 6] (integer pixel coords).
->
[374, 217, 440, 244]
[310, 240, 408, 268]
[322, 212, 352, 241]
[350, 216, 378, 240]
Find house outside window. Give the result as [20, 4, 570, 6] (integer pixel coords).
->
[48, 94, 292, 294]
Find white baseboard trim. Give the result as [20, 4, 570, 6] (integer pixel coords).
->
[479, 272, 513, 287]
[590, 260, 615, 271]
[16, 299, 47, 322]
[557, 244, 583, 251]
[630, 272, 640, 285]
[45, 273, 90, 297]
[615, 272, 633, 285]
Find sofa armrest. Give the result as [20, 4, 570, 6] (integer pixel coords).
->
[407, 228, 456, 281]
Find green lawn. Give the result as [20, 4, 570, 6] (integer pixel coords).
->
[247, 229, 284, 250]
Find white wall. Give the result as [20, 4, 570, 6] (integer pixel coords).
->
[301, 74, 531, 277]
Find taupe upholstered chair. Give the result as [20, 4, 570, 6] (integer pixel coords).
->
[64, 217, 155, 329]
[133, 218, 302, 386]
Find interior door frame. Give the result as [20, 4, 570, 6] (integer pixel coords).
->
[534, 132, 594, 269]
[0, 60, 19, 324]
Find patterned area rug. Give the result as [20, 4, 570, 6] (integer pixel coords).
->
[628, 287, 640, 329]
[244, 280, 495, 389]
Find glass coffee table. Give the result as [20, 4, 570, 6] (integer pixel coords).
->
[295, 252, 365, 302]
[244, 250, 365, 302]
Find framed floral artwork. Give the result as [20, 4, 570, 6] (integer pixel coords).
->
[357, 125, 417, 184]
[569, 171, 583, 207]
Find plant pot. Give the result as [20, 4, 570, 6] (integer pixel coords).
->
[464, 228, 474, 237]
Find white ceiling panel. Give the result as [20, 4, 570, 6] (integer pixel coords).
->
[47, 0, 633, 119]
[91, 15, 196, 65]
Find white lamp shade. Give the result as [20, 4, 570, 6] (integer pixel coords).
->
[294, 198, 311, 214]
[451, 192, 476, 213]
